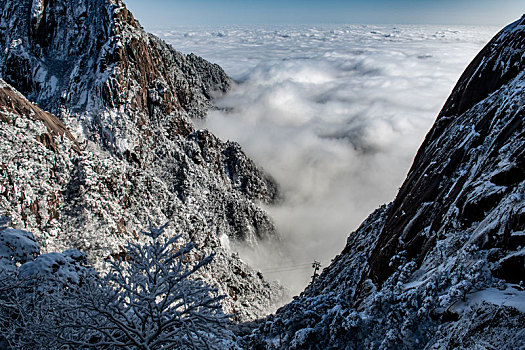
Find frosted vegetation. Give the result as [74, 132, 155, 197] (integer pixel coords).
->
[0, 217, 235, 349]
[0, 0, 285, 321]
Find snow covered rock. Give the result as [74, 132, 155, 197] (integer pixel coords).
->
[250, 16, 525, 349]
[0, 0, 231, 159]
[0, 226, 39, 267]
[0, 0, 285, 320]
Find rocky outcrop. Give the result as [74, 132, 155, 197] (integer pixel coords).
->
[0, 81, 80, 153]
[250, 17, 525, 349]
[0, 0, 284, 321]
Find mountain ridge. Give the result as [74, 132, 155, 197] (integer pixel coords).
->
[368, 17, 525, 286]
[0, 0, 285, 320]
[0, 0, 232, 160]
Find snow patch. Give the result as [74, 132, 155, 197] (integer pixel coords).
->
[456, 286, 525, 313]
[49, 75, 58, 93]
[31, 0, 44, 22]
[219, 233, 231, 250]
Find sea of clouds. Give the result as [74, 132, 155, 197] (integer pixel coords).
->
[156, 25, 499, 295]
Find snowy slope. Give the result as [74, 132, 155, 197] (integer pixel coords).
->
[249, 16, 525, 349]
[0, 0, 285, 320]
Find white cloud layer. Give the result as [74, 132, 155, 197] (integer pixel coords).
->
[158, 25, 499, 296]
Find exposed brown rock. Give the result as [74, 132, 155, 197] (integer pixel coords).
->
[0, 86, 81, 153]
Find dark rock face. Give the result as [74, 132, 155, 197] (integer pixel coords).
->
[438, 15, 525, 121]
[0, 0, 284, 320]
[368, 17, 525, 286]
[250, 18, 525, 349]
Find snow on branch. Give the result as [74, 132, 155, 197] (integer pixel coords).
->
[0, 222, 237, 349]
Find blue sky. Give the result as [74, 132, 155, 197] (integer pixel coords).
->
[125, 0, 524, 29]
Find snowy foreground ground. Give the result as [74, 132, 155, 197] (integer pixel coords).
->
[155, 25, 499, 293]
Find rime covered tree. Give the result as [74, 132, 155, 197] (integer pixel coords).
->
[0, 219, 236, 349]
[64, 223, 234, 349]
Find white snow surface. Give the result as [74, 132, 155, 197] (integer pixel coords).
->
[454, 286, 525, 314]
[156, 24, 499, 294]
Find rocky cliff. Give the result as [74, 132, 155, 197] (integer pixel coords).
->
[250, 17, 525, 349]
[0, 0, 230, 158]
[0, 0, 284, 320]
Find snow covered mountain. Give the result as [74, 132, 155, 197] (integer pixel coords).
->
[249, 16, 525, 349]
[0, 0, 284, 320]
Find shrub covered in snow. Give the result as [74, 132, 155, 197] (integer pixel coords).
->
[0, 220, 236, 349]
